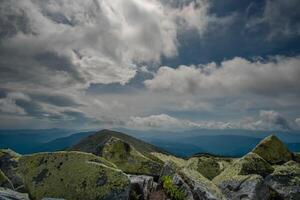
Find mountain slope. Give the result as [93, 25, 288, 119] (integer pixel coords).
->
[69, 129, 169, 156]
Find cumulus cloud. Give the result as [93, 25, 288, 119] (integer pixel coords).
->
[145, 56, 300, 96]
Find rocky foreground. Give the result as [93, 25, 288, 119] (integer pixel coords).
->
[0, 130, 299, 200]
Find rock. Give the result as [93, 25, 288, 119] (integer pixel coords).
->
[213, 152, 274, 185]
[293, 153, 300, 163]
[129, 175, 154, 200]
[18, 151, 130, 200]
[0, 187, 30, 200]
[0, 170, 13, 189]
[42, 198, 66, 200]
[158, 161, 178, 184]
[102, 137, 163, 177]
[217, 175, 270, 200]
[186, 157, 224, 180]
[213, 153, 273, 200]
[0, 149, 23, 190]
[178, 168, 227, 200]
[171, 173, 195, 200]
[150, 152, 186, 168]
[265, 161, 300, 200]
[252, 135, 292, 164]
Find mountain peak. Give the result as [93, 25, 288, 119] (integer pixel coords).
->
[252, 134, 292, 164]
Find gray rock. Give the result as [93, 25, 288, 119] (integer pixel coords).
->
[0, 149, 23, 190]
[0, 187, 30, 200]
[178, 168, 227, 200]
[158, 161, 177, 184]
[217, 175, 270, 200]
[265, 161, 300, 200]
[129, 175, 154, 200]
[172, 174, 194, 200]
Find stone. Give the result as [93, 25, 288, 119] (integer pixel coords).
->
[129, 175, 154, 200]
[213, 152, 274, 186]
[0, 149, 23, 190]
[217, 175, 270, 200]
[0, 187, 30, 200]
[18, 151, 130, 200]
[102, 137, 162, 177]
[186, 157, 223, 180]
[265, 161, 300, 200]
[252, 135, 292, 164]
[178, 168, 227, 200]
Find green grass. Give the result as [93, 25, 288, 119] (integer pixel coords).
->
[162, 176, 186, 200]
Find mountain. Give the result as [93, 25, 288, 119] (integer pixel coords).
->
[0, 129, 75, 154]
[69, 129, 169, 156]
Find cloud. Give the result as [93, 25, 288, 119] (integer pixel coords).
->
[0, 92, 31, 115]
[145, 55, 300, 96]
[246, 0, 300, 39]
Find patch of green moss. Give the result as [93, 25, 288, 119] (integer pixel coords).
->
[213, 152, 274, 185]
[18, 151, 130, 200]
[186, 157, 222, 180]
[102, 137, 162, 176]
[162, 176, 187, 200]
[252, 135, 292, 164]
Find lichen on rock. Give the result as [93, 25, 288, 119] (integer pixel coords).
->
[18, 151, 130, 200]
[265, 160, 300, 199]
[252, 135, 292, 164]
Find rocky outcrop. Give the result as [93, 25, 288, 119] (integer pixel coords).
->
[252, 135, 292, 164]
[18, 151, 130, 200]
[129, 175, 154, 200]
[0, 149, 23, 190]
[0, 187, 30, 200]
[217, 174, 269, 200]
[102, 137, 163, 177]
[265, 161, 300, 200]
[179, 168, 227, 200]
[186, 156, 233, 180]
[213, 153, 274, 200]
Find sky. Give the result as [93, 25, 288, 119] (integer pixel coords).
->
[0, 0, 300, 131]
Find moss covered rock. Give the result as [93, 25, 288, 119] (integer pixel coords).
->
[252, 135, 292, 164]
[102, 137, 162, 176]
[265, 161, 300, 199]
[150, 152, 186, 168]
[178, 168, 227, 200]
[0, 149, 23, 190]
[18, 151, 130, 200]
[213, 152, 273, 185]
[186, 156, 230, 180]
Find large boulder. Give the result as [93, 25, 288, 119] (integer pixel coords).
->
[0, 149, 23, 190]
[186, 156, 233, 180]
[178, 168, 227, 200]
[252, 135, 292, 164]
[216, 175, 270, 200]
[213, 153, 273, 200]
[265, 161, 300, 200]
[129, 175, 154, 200]
[213, 152, 274, 185]
[0, 187, 30, 200]
[102, 137, 162, 177]
[18, 151, 130, 200]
